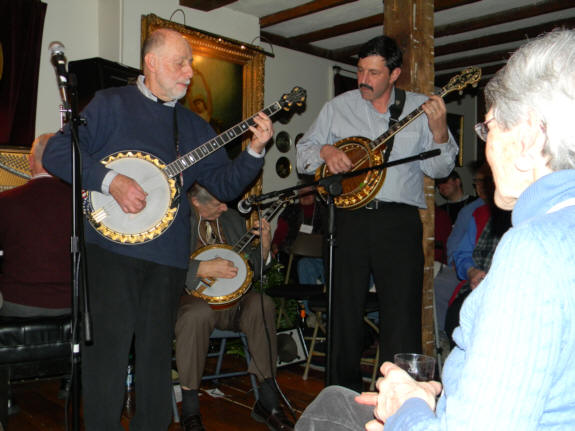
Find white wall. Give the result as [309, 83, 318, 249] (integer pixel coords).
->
[36, 0, 100, 134]
[98, 0, 121, 62]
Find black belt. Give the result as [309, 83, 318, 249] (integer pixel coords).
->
[364, 199, 388, 210]
[363, 200, 413, 211]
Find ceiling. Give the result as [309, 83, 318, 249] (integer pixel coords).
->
[179, 0, 575, 88]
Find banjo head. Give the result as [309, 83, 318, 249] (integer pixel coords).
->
[189, 245, 254, 308]
[315, 136, 386, 210]
[85, 151, 179, 244]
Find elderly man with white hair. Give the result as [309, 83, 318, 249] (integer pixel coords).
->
[295, 28, 575, 431]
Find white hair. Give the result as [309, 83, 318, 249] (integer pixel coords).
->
[485, 28, 575, 171]
[188, 182, 216, 205]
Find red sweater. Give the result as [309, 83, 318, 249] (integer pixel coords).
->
[0, 176, 72, 308]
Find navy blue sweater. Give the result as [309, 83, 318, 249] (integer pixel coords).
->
[43, 85, 263, 269]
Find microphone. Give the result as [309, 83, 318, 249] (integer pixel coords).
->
[237, 196, 257, 214]
[48, 41, 69, 105]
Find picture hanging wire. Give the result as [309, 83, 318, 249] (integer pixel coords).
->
[333, 65, 357, 77]
[169, 9, 186, 26]
[251, 35, 275, 58]
[163, 10, 273, 58]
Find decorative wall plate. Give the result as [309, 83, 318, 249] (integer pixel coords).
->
[275, 131, 291, 153]
[275, 157, 291, 178]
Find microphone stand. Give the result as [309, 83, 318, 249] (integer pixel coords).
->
[59, 73, 89, 431]
[250, 149, 441, 385]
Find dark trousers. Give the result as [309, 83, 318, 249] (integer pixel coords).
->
[329, 203, 423, 391]
[82, 244, 186, 431]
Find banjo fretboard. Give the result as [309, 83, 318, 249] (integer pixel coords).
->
[163, 102, 282, 179]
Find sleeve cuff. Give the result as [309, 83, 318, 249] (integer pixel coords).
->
[247, 145, 266, 158]
[101, 170, 119, 195]
[385, 397, 436, 430]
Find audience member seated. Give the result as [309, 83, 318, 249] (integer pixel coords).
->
[445, 162, 491, 262]
[434, 207, 452, 264]
[294, 29, 575, 431]
[434, 162, 491, 334]
[0, 134, 71, 317]
[175, 183, 293, 431]
[445, 203, 511, 345]
[435, 169, 476, 225]
[271, 178, 325, 286]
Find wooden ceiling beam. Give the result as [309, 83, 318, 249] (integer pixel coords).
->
[293, 14, 383, 44]
[434, 0, 480, 12]
[435, 47, 513, 71]
[436, 0, 573, 37]
[260, 31, 356, 65]
[257, 0, 573, 75]
[260, 0, 357, 28]
[287, 0, 478, 45]
[435, 16, 575, 57]
[179, 0, 236, 12]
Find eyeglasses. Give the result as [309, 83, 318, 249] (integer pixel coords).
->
[474, 118, 495, 142]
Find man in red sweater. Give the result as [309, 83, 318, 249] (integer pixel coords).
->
[0, 133, 71, 317]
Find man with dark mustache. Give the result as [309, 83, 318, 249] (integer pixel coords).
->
[296, 35, 458, 391]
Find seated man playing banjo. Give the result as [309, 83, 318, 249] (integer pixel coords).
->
[174, 183, 294, 431]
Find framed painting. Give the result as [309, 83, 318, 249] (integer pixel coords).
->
[141, 13, 266, 193]
[447, 113, 464, 167]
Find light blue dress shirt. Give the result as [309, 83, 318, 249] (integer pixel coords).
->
[296, 88, 458, 208]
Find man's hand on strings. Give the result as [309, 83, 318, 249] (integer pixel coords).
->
[109, 174, 148, 214]
[320, 144, 353, 173]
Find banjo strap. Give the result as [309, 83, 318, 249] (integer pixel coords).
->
[383, 88, 406, 163]
[172, 107, 183, 205]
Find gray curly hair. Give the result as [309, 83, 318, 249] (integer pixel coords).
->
[484, 28, 575, 171]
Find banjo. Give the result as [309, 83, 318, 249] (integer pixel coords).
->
[83, 86, 307, 244]
[187, 194, 294, 309]
[315, 67, 481, 209]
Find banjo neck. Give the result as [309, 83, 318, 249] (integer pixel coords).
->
[234, 196, 292, 254]
[370, 85, 454, 153]
[163, 102, 283, 179]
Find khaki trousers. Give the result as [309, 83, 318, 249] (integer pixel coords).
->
[175, 290, 277, 389]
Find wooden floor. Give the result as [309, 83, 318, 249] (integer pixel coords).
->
[6, 358, 326, 431]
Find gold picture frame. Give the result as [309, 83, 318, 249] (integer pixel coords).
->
[141, 13, 266, 196]
[447, 113, 464, 167]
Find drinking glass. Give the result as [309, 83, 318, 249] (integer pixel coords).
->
[393, 353, 436, 381]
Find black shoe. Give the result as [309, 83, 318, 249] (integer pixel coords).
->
[251, 400, 294, 431]
[181, 414, 206, 431]
[8, 396, 20, 416]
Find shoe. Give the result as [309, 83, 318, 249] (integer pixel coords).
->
[181, 414, 206, 431]
[251, 400, 294, 431]
[8, 396, 20, 416]
[58, 378, 71, 400]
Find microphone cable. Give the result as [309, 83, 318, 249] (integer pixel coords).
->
[248, 205, 298, 422]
